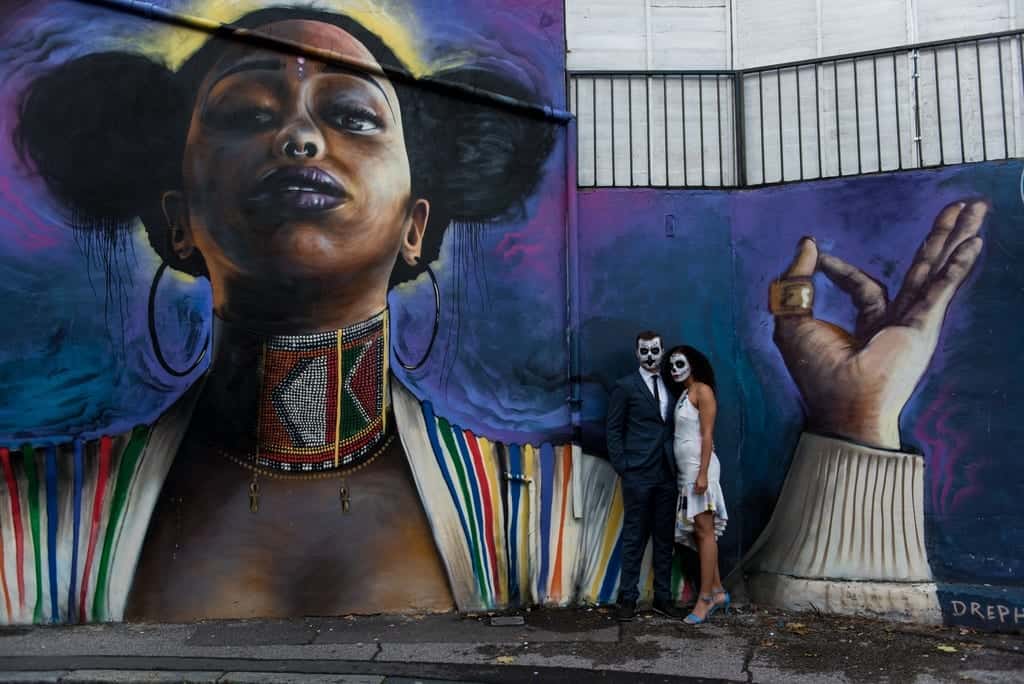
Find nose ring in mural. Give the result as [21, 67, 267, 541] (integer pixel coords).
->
[283, 140, 317, 159]
[147, 261, 209, 378]
[394, 261, 441, 371]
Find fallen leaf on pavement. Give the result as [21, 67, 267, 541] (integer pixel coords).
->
[786, 622, 810, 635]
[937, 645, 958, 653]
[496, 656, 516, 664]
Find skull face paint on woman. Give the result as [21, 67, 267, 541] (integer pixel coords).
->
[636, 336, 664, 372]
[669, 352, 691, 383]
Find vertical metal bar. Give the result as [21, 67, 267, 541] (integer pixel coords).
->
[895, 53, 904, 169]
[628, 77, 635, 186]
[699, 74, 706, 186]
[591, 77, 597, 184]
[933, 49, 943, 164]
[1019, 36, 1024, 135]
[777, 68, 784, 181]
[998, 37, 1009, 158]
[681, 75, 688, 185]
[976, 40, 987, 160]
[610, 77, 616, 185]
[573, 76, 581, 184]
[1019, 34, 1024, 108]
[796, 66, 804, 180]
[733, 72, 747, 187]
[645, 75, 652, 185]
[872, 55, 881, 171]
[853, 58, 862, 173]
[814, 65, 822, 177]
[662, 75, 669, 185]
[759, 70, 766, 183]
[911, 50, 923, 166]
[716, 73, 724, 186]
[834, 60, 842, 175]
[954, 43, 966, 163]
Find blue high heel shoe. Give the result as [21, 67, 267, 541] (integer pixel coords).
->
[683, 594, 717, 625]
[713, 589, 732, 616]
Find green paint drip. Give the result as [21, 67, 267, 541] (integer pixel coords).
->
[670, 554, 683, 601]
[92, 426, 149, 621]
[437, 418, 488, 603]
[22, 445, 42, 623]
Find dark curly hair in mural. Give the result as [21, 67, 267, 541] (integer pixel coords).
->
[13, 6, 555, 287]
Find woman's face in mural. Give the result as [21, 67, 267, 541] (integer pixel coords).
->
[169, 20, 429, 292]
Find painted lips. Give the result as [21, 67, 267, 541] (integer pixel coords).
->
[245, 166, 347, 214]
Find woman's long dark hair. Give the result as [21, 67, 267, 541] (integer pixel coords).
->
[662, 345, 717, 398]
[13, 6, 555, 287]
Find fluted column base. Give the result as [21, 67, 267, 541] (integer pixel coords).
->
[747, 573, 941, 623]
[744, 432, 940, 622]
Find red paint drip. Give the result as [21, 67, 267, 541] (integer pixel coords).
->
[465, 432, 500, 600]
[79, 436, 111, 623]
[0, 448, 24, 611]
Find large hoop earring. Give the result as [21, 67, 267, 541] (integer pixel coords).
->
[148, 261, 210, 377]
[394, 261, 440, 372]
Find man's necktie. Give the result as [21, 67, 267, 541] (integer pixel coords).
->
[652, 376, 662, 420]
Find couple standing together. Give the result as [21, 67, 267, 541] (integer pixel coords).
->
[606, 332, 729, 625]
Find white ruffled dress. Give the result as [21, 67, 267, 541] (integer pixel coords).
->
[673, 390, 728, 548]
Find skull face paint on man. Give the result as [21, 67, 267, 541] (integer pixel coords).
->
[636, 336, 664, 372]
[669, 352, 691, 383]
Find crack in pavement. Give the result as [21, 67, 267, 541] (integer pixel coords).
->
[741, 637, 756, 683]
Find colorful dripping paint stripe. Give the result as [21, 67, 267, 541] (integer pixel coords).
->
[533, 445, 575, 603]
[79, 436, 111, 623]
[476, 435, 508, 605]
[549, 446, 573, 601]
[23, 445, 42, 623]
[93, 426, 149, 621]
[452, 428, 491, 602]
[67, 440, 84, 622]
[537, 444, 554, 599]
[505, 443, 523, 604]
[463, 432, 502, 603]
[0, 449, 11, 620]
[593, 483, 624, 604]
[420, 403, 486, 605]
[44, 445, 59, 622]
[1, 448, 25, 613]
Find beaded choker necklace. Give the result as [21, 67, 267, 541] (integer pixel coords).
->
[253, 309, 390, 474]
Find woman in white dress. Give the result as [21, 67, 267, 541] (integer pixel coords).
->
[664, 345, 730, 624]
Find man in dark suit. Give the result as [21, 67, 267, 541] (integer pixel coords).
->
[606, 330, 681, 621]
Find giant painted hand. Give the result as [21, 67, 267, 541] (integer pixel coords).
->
[772, 200, 987, 450]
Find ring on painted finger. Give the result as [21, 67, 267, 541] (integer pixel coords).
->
[769, 277, 814, 316]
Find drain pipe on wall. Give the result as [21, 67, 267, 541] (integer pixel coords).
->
[73, 0, 574, 124]
[565, 114, 584, 520]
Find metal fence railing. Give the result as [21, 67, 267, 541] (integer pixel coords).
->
[570, 29, 1024, 188]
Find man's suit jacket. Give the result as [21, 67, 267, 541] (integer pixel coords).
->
[605, 371, 676, 481]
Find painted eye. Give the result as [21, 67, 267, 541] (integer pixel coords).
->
[325, 103, 383, 133]
[205, 105, 278, 132]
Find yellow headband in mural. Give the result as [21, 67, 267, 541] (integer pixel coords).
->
[139, 0, 432, 77]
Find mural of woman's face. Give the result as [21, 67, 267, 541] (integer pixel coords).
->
[168, 20, 428, 304]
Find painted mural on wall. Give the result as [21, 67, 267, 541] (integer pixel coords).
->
[0, 0, 617, 625]
[577, 160, 1024, 629]
[1, 0, 1021, 631]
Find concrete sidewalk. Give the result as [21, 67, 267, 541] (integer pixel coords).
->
[0, 605, 1021, 683]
